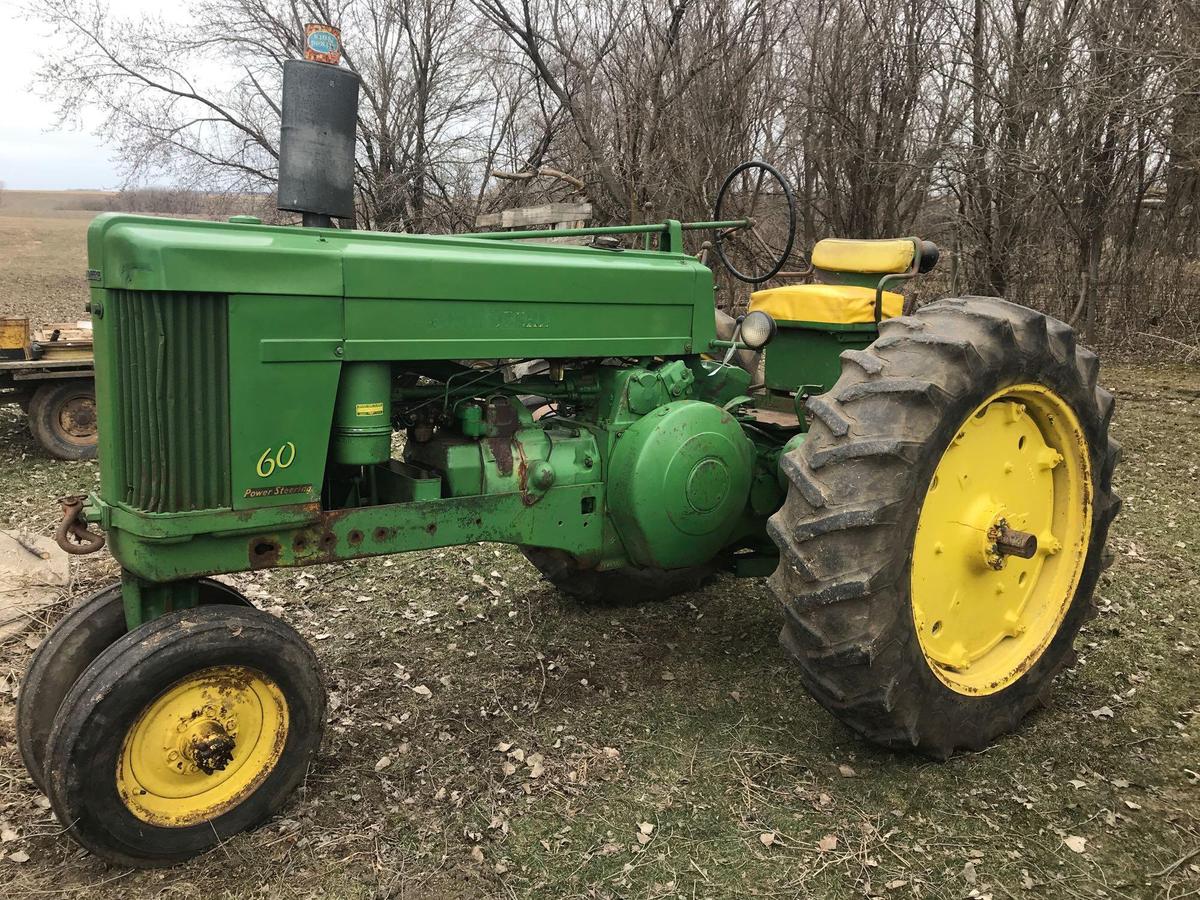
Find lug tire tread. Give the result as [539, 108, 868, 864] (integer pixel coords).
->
[768, 296, 1120, 758]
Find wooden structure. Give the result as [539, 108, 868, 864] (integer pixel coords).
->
[475, 202, 593, 243]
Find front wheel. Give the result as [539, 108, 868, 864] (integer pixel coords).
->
[17, 578, 253, 792]
[768, 297, 1120, 758]
[44, 605, 325, 866]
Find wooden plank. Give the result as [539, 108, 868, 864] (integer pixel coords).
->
[475, 203, 593, 230]
[502, 203, 591, 228]
[11, 369, 94, 382]
[0, 358, 95, 371]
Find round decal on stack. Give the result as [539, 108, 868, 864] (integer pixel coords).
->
[304, 24, 342, 65]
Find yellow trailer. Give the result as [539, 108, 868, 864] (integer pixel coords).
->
[0, 317, 97, 459]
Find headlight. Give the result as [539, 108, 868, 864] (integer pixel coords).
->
[739, 310, 777, 350]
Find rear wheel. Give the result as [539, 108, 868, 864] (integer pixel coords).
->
[768, 297, 1120, 757]
[521, 547, 717, 604]
[27, 379, 98, 460]
[17, 579, 251, 792]
[45, 605, 325, 867]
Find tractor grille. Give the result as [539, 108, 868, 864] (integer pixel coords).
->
[110, 291, 231, 512]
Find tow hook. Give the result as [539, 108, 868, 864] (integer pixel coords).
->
[54, 495, 106, 555]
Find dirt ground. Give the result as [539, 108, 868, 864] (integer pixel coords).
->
[0, 194, 1197, 899]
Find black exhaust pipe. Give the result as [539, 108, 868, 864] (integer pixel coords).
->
[277, 59, 360, 228]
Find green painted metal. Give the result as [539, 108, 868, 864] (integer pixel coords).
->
[763, 321, 878, 398]
[79, 212, 847, 628]
[608, 400, 755, 568]
[122, 573, 198, 629]
[102, 483, 606, 584]
[100, 290, 231, 513]
[87, 214, 717, 359]
[228, 294, 342, 509]
[331, 363, 392, 465]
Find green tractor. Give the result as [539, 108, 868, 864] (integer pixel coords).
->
[18, 61, 1119, 867]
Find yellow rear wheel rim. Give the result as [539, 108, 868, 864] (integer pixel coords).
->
[911, 384, 1092, 696]
[117, 666, 289, 827]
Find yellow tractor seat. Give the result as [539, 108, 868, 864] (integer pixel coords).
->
[750, 283, 904, 325]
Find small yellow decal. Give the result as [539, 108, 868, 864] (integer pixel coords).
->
[356, 402, 384, 417]
[256, 442, 297, 477]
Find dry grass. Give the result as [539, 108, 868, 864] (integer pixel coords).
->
[0, 195, 1198, 899]
[0, 191, 107, 325]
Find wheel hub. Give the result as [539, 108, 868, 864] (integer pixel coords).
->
[57, 395, 98, 442]
[911, 384, 1092, 695]
[117, 665, 288, 827]
[986, 518, 1038, 569]
[183, 719, 237, 775]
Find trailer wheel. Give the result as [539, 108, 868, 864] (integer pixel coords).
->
[17, 580, 252, 793]
[768, 297, 1120, 758]
[28, 379, 98, 460]
[44, 605, 325, 867]
[521, 546, 717, 604]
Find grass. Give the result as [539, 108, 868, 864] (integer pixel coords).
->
[0, 198, 1197, 898]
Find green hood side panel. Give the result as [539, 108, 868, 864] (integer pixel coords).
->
[87, 214, 718, 361]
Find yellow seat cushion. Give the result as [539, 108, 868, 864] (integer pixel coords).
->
[811, 238, 914, 274]
[749, 283, 904, 325]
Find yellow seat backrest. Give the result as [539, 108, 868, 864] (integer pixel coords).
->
[811, 238, 914, 275]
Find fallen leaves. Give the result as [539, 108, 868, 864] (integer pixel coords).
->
[759, 831, 777, 848]
[1091, 705, 1115, 719]
[837, 764, 857, 778]
[410, 684, 433, 699]
[1063, 835, 1088, 854]
[817, 833, 838, 853]
[527, 753, 545, 779]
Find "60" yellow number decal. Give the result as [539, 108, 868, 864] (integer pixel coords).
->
[256, 442, 297, 478]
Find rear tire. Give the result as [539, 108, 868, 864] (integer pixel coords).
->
[768, 297, 1120, 758]
[521, 547, 717, 604]
[27, 379, 98, 460]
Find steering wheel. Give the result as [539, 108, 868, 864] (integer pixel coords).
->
[712, 160, 797, 284]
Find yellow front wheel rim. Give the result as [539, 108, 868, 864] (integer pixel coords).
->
[118, 666, 289, 827]
[911, 384, 1092, 696]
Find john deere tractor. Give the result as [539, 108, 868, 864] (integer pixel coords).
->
[17, 60, 1119, 866]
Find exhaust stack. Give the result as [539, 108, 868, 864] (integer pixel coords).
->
[277, 58, 360, 227]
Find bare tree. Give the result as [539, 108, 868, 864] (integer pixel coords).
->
[475, 0, 793, 225]
[33, 0, 539, 231]
[26, 0, 1200, 348]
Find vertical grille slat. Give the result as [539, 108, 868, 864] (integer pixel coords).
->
[110, 291, 231, 512]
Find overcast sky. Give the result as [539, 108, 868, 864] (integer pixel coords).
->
[0, 0, 171, 190]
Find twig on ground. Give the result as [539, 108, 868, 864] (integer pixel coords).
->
[1151, 845, 1200, 878]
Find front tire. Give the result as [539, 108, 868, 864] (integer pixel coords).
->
[768, 297, 1120, 758]
[44, 605, 325, 866]
[17, 579, 252, 792]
